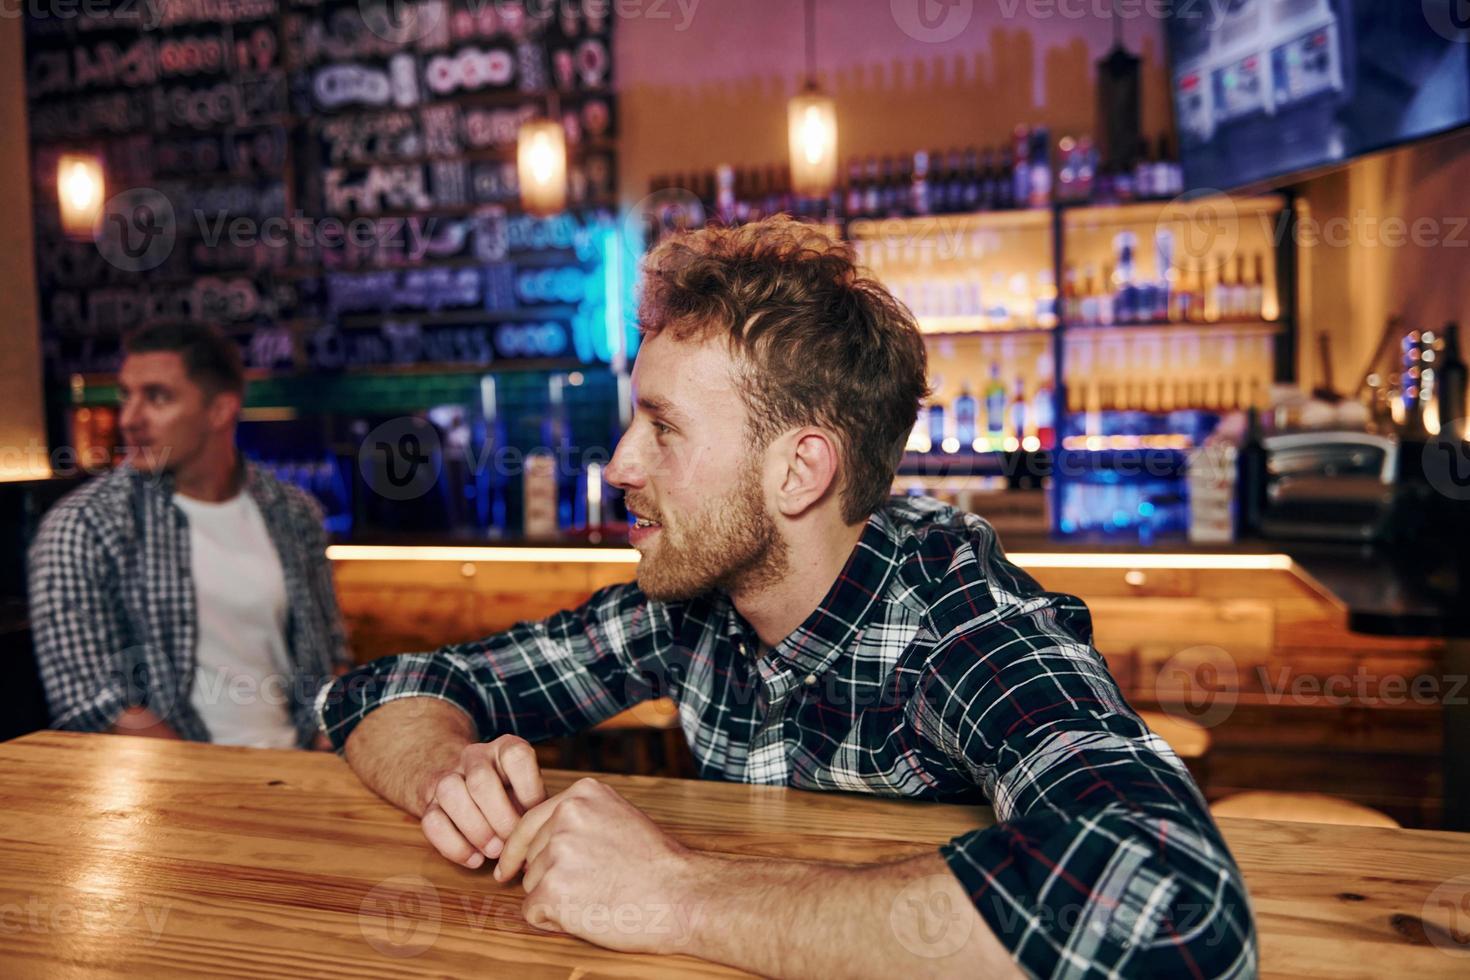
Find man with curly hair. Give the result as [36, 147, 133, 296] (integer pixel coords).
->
[320, 217, 1256, 979]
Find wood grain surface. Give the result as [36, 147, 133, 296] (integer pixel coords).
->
[2, 731, 1469, 978]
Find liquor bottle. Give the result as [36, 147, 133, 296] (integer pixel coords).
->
[1113, 233, 1138, 325]
[911, 150, 931, 216]
[1152, 228, 1174, 323]
[966, 147, 986, 212]
[1062, 265, 1080, 325]
[862, 156, 882, 217]
[927, 400, 946, 449]
[985, 363, 1006, 438]
[1228, 255, 1247, 322]
[1237, 406, 1268, 536]
[1033, 372, 1056, 450]
[1153, 134, 1175, 198]
[1057, 135, 1079, 203]
[1077, 135, 1097, 202]
[939, 148, 962, 213]
[996, 148, 1016, 210]
[1134, 138, 1154, 200]
[1098, 265, 1116, 326]
[1439, 322, 1467, 439]
[1211, 258, 1233, 322]
[1246, 253, 1266, 320]
[954, 385, 978, 447]
[843, 158, 864, 219]
[1012, 125, 1031, 211]
[1077, 268, 1098, 326]
[1027, 126, 1052, 208]
[1009, 378, 1028, 441]
[1112, 155, 1135, 202]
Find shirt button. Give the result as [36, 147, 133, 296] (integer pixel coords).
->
[803, 674, 817, 686]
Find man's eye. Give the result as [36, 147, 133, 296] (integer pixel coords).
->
[651, 420, 671, 436]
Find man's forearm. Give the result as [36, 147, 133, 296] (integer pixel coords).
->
[674, 850, 1022, 980]
[342, 697, 477, 816]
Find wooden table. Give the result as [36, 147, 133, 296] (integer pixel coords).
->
[2, 732, 1470, 978]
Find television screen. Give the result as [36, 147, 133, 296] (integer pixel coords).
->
[1167, 0, 1470, 191]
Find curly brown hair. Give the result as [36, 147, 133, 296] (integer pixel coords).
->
[639, 216, 929, 524]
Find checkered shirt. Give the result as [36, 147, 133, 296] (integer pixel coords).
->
[28, 463, 349, 747]
[318, 495, 1256, 978]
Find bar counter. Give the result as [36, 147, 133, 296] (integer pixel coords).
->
[3, 731, 1470, 977]
[323, 528, 1464, 831]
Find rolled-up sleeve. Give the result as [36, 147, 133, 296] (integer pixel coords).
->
[316, 581, 676, 751]
[916, 542, 1257, 978]
[27, 507, 134, 733]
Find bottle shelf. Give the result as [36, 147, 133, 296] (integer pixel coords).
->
[1061, 319, 1283, 336]
[916, 317, 1054, 337]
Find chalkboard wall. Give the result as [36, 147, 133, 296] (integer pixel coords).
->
[24, 0, 623, 384]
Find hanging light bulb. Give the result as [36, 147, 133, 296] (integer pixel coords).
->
[518, 117, 568, 216]
[788, 88, 838, 196]
[57, 154, 105, 239]
[787, 0, 837, 197]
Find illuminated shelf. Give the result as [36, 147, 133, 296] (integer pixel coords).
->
[1062, 319, 1283, 337]
[916, 316, 1054, 337]
[1060, 193, 1288, 229]
[847, 207, 1052, 239]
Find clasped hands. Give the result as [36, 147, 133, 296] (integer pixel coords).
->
[419, 734, 702, 954]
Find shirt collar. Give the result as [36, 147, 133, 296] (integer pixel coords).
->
[764, 508, 902, 681]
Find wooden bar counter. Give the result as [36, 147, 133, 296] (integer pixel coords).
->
[3, 731, 1470, 977]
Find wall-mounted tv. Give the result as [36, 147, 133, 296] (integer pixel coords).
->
[1166, 0, 1470, 191]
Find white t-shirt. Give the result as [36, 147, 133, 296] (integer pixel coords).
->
[173, 490, 299, 749]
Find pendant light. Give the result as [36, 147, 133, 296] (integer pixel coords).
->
[58, 153, 105, 239]
[788, 0, 838, 197]
[519, 20, 568, 216]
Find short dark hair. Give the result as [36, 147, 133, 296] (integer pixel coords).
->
[122, 322, 246, 399]
[639, 216, 929, 524]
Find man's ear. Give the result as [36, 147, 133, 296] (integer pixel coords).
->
[208, 390, 242, 431]
[774, 428, 841, 518]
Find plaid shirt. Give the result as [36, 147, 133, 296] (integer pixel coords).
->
[28, 462, 349, 747]
[319, 495, 1256, 978]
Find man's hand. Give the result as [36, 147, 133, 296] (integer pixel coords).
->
[421, 734, 548, 870]
[494, 777, 698, 955]
[108, 706, 182, 739]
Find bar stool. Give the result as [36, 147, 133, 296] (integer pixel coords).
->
[1136, 709, 1213, 791]
[1210, 791, 1401, 828]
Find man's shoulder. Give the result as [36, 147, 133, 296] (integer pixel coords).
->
[875, 495, 1047, 626]
[34, 468, 140, 549]
[877, 495, 1003, 576]
[246, 465, 325, 528]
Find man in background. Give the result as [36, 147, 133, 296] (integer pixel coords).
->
[29, 322, 349, 748]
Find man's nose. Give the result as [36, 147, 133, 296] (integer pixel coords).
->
[604, 433, 645, 491]
[118, 398, 142, 433]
